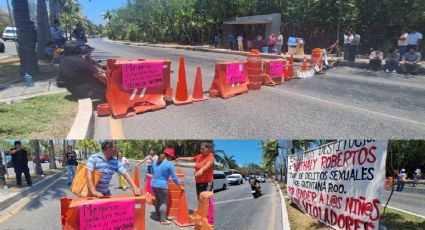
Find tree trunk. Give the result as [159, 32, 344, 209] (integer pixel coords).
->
[37, 0, 50, 59]
[49, 0, 59, 26]
[12, 0, 39, 75]
[49, 140, 57, 169]
[34, 140, 44, 175]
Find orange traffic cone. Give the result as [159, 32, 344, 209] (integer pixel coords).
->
[173, 56, 193, 105]
[173, 190, 195, 227]
[285, 55, 294, 79]
[301, 58, 307, 72]
[133, 165, 139, 188]
[192, 66, 208, 102]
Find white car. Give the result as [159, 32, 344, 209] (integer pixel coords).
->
[256, 176, 266, 183]
[2, 27, 17, 41]
[213, 170, 229, 191]
[227, 173, 244, 185]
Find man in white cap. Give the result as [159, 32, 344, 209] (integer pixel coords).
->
[397, 169, 407, 192]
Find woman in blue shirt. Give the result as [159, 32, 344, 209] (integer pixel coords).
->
[151, 148, 183, 225]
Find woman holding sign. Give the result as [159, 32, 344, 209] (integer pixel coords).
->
[176, 142, 214, 199]
[151, 148, 183, 225]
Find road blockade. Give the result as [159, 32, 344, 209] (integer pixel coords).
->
[190, 191, 214, 230]
[209, 62, 249, 99]
[192, 66, 208, 102]
[246, 49, 263, 90]
[173, 56, 193, 105]
[263, 59, 285, 86]
[60, 195, 146, 230]
[102, 58, 171, 118]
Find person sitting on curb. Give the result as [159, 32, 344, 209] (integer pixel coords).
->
[369, 48, 384, 71]
[86, 141, 141, 197]
[385, 48, 400, 73]
[400, 46, 421, 75]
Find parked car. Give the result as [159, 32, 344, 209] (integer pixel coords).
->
[5, 155, 13, 168]
[227, 173, 244, 185]
[2, 27, 17, 41]
[256, 175, 266, 183]
[32, 154, 49, 163]
[213, 170, 229, 191]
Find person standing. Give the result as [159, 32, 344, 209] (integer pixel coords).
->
[350, 32, 361, 61]
[136, 148, 158, 175]
[256, 33, 263, 50]
[65, 145, 78, 185]
[276, 32, 284, 55]
[413, 168, 421, 187]
[397, 169, 407, 192]
[72, 23, 87, 46]
[398, 29, 409, 60]
[400, 47, 421, 75]
[117, 150, 131, 190]
[9, 141, 32, 188]
[237, 34, 244, 51]
[227, 33, 235, 50]
[86, 141, 141, 197]
[343, 30, 354, 60]
[407, 29, 423, 50]
[51, 19, 65, 48]
[268, 33, 276, 53]
[151, 148, 183, 225]
[384, 48, 400, 73]
[176, 142, 214, 199]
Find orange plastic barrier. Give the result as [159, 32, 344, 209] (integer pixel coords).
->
[143, 174, 155, 205]
[60, 195, 146, 230]
[166, 168, 186, 219]
[134, 165, 140, 188]
[173, 190, 195, 227]
[209, 62, 249, 99]
[173, 56, 193, 105]
[105, 58, 171, 118]
[192, 66, 208, 102]
[284, 55, 294, 80]
[263, 59, 285, 86]
[310, 48, 323, 71]
[190, 191, 214, 230]
[246, 49, 263, 90]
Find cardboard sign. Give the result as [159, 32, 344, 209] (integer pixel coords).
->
[226, 63, 246, 84]
[79, 200, 135, 230]
[122, 61, 163, 90]
[287, 140, 388, 230]
[269, 61, 284, 78]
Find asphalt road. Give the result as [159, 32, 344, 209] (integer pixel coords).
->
[1, 162, 198, 230]
[5, 162, 53, 178]
[383, 184, 425, 217]
[214, 179, 283, 230]
[0, 40, 18, 56]
[88, 38, 425, 139]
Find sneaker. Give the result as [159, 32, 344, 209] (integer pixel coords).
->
[385, 69, 389, 73]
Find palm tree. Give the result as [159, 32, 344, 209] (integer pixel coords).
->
[37, 0, 50, 59]
[48, 140, 57, 169]
[214, 150, 238, 170]
[102, 10, 113, 23]
[11, 0, 39, 74]
[262, 140, 279, 175]
[33, 140, 44, 176]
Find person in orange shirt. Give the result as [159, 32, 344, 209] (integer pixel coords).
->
[176, 142, 214, 199]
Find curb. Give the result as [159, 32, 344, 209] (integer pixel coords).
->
[274, 181, 291, 230]
[103, 38, 309, 62]
[67, 98, 94, 139]
[0, 169, 65, 211]
[336, 60, 425, 74]
[382, 204, 425, 219]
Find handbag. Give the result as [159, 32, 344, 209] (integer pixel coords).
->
[70, 159, 102, 197]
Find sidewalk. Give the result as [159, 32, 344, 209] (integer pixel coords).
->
[0, 79, 66, 103]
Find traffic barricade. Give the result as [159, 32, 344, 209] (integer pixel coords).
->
[60, 195, 146, 230]
[190, 191, 214, 230]
[310, 48, 324, 73]
[209, 62, 249, 99]
[284, 55, 294, 80]
[100, 58, 172, 118]
[246, 49, 263, 90]
[166, 167, 186, 219]
[263, 59, 285, 86]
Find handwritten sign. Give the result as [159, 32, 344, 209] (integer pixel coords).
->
[121, 61, 163, 90]
[226, 63, 246, 84]
[79, 200, 135, 230]
[269, 61, 284, 78]
[287, 140, 388, 230]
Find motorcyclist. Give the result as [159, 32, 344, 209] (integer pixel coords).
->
[250, 176, 261, 196]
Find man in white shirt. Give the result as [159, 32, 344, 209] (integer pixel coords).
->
[407, 29, 422, 50]
[343, 30, 354, 60]
[398, 29, 409, 60]
[276, 32, 284, 55]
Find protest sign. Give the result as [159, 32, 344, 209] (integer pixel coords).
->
[122, 61, 164, 90]
[269, 61, 284, 78]
[226, 63, 246, 84]
[287, 140, 388, 230]
[79, 200, 135, 230]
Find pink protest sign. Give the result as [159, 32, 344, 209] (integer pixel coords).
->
[226, 63, 246, 84]
[121, 61, 163, 90]
[269, 61, 284, 78]
[79, 200, 135, 230]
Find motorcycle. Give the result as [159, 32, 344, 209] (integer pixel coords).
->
[251, 182, 262, 198]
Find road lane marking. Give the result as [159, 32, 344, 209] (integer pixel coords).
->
[266, 87, 425, 128]
[381, 204, 425, 219]
[0, 175, 63, 224]
[109, 117, 125, 139]
[214, 194, 273, 205]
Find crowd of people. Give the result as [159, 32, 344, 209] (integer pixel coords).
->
[224, 31, 285, 54]
[393, 168, 422, 192]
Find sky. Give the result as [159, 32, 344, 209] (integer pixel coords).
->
[0, 0, 127, 25]
[213, 140, 263, 167]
